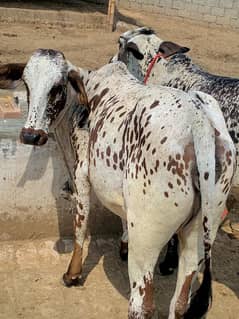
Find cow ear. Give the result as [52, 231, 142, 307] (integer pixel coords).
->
[126, 41, 144, 60]
[68, 70, 89, 112]
[0, 63, 26, 89]
[158, 41, 190, 58]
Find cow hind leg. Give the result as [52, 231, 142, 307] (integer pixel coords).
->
[127, 216, 173, 319]
[169, 213, 208, 319]
[120, 218, 128, 261]
[159, 234, 179, 276]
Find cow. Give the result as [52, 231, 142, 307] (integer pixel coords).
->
[113, 26, 239, 275]
[0, 48, 236, 319]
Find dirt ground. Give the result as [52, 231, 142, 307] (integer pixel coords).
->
[0, 3, 238, 319]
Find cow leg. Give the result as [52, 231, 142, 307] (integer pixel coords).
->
[63, 159, 90, 287]
[127, 218, 170, 319]
[159, 234, 179, 276]
[120, 218, 128, 261]
[168, 213, 204, 319]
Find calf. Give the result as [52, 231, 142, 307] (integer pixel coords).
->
[113, 26, 239, 274]
[0, 49, 236, 319]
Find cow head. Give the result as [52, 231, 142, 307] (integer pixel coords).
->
[0, 49, 89, 146]
[113, 27, 190, 82]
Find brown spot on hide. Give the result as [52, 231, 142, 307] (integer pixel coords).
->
[168, 182, 173, 189]
[150, 100, 159, 109]
[138, 274, 155, 318]
[175, 272, 195, 318]
[160, 136, 167, 144]
[183, 143, 195, 170]
[226, 150, 232, 166]
[106, 146, 111, 156]
[204, 172, 209, 180]
[164, 192, 169, 198]
[94, 83, 100, 90]
[152, 148, 156, 155]
[113, 153, 118, 163]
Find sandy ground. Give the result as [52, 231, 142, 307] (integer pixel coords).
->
[0, 233, 239, 319]
[0, 3, 238, 319]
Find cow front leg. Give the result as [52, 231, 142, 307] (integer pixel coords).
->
[63, 161, 90, 287]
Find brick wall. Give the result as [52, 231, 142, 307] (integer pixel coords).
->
[119, 0, 239, 29]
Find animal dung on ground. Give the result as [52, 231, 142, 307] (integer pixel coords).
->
[0, 95, 21, 119]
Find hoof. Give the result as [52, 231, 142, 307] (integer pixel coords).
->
[159, 261, 175, 276]
[120, 241, 128, 261]
[120, 250, 128, 261]
[62, 273, 81, 287]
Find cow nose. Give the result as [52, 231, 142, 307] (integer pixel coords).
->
[20, 131, 40, 145]
[20, 128, 48, 146]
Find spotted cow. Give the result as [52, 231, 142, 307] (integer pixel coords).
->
[0, 49, 236, 319]
[113, 26, 239, 275]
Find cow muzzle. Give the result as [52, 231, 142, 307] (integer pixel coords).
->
[20, 128, 48, 146]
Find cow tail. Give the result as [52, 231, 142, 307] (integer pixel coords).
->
[184, 94, 216, 318]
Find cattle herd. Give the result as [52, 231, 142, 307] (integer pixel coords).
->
[0, 27, 238, 319]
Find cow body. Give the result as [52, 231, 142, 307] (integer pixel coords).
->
[0, 50, 236, 319]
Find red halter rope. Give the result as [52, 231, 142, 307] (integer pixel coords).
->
[143, 52, 164, 84]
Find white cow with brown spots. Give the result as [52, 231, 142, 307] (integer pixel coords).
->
[0, 49, 236, 319]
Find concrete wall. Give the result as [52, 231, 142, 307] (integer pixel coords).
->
[0, 90, 121, 241]
[119, 0, 239, 29]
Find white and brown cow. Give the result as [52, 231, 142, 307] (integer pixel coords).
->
[113, 26, 239, 274]
[0, 49, 236, 319]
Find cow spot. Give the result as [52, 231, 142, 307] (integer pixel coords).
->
[204, 172, 209, 180]
[226, 150, 232, 165]
[150, 100, 159, 109]
[160, 136, 167, 144]
[106, 146, 111, 156]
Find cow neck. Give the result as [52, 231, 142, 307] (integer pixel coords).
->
[154, 55, 207, 91]
[53, 83, 79, 187]
[144, 52, 164, 84]
[78, 67, 95, 98]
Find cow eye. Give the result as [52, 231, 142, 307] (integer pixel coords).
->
[49, 84, 63, 98]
